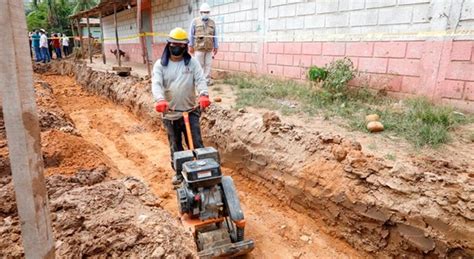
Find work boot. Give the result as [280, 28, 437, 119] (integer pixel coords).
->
[172, 174, 183, 185]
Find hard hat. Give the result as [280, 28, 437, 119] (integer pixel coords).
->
[168, 27, 189, 44]
[200, 3, 211, 12]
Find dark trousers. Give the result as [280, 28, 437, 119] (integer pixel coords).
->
[63, 46, 70, 56]
[54, 47, 62, 59]
[163, 111, 204, 172]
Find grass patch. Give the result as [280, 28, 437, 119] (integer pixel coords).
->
[212, 85, 223, 93]
[224, 74, 472, 147]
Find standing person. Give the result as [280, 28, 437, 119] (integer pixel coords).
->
[31, 30, 42, 62]
[189, 3, 218, 86]
[62, 33, 70, 57]
[48, 32, 54, 59]
[39, 29, 51, 63]
[52, 33, 62, 59]
[151, 28, 211, 184]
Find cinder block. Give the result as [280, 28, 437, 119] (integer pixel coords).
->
[270, 0, 287, 7]
[287, 0, 305, 3]
[366, 0, 396, 9]
[446, 63, 474, 81]
[234, 52, 246, 62]
[406, 41, 424, 59]
[378, 6, 413, 25]
[350, 10, 378, 27]
[322, 42, 346, 56]
[277, 54, 294, 65]
[295, 54, 313, 67]
[268, 42, 285, 54]
[286, 17, 305, 30]
[374, 42, 407, 58]
[401, 76, 421, 94]
[461, 0, 474, 20]
[247, 10, 258, 20]
[412, 4, 431, 23]
[240, 62, 252, 72]
[240, 43, 253, 52]
[235, 11, 246, 22]
[228, 61, 239, 71]
[388, 59, 421, 76]
[302, 42, 322, 55]
[358, 57, 388, 73]
[268, 65, 284, 75]
[304, 15, 325, 28]
[296, 2, 316, 15]
[264, 53, 277, 64]
[450, 41, 473, 61]
[245, 53, 257, 62]
[312, 56, 334, 67]
[240, 21, 252, 32]
[339, 0, 365, 11]
[346, 42, 374, 57]
[279, 4, 296, 17]
[284, 66, 302, 79]
[316, 1, 339, 14]
[325, 13, 350, 27]
[284, 42, 302, 54]
[269, 19, 286, 30]
[438, 80, 465, 99]
[268, 7, 279, 19]
[465, 82, 474, 101]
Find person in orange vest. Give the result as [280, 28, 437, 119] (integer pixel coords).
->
[188, 3, 218, 86]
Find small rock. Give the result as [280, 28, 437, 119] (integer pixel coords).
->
[367, 121, 384, 133]
[332, 146, 348, 162]
[151, 246, 165, 259]
[292, 251, 303, 258]
[294, 135, 301, 141]
[365, 114, 380, 122]
[300, 235, 311, 242]
[280, 225, 287, 229]
[238, 108, 247, 113]
[214, 97, 222, 102]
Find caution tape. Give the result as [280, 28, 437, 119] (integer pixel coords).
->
[32, 28, 474, 43]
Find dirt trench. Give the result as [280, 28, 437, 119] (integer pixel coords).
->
[39, 61, 473, 258]
[35, 71, 363, 258]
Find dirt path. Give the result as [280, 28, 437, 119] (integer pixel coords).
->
[41, 74, 364, 259]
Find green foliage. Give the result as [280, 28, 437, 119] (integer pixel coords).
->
[307, 66, 328, 82]
[322, 57, 357, 96]
[224, 73, 472, 147]
[72, 0, 98, 14]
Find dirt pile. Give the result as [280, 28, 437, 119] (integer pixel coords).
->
[43, 61, 474, 257]
[0, 76, 197, 258]
[0, 167, 196, 258]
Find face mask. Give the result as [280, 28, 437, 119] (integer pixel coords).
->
[201, 14, 209, 20]
[170, 45, 186, 56]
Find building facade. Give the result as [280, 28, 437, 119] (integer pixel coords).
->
[101, 0, 474, 111]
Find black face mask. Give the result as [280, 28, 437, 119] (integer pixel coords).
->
[170, 45, 186, 56]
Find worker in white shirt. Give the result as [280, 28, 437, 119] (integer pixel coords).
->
[39, 29, 51, 63]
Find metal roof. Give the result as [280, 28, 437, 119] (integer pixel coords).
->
[69, 0, 137, 19]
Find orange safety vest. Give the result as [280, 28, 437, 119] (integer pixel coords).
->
[193, 17, 215, 52]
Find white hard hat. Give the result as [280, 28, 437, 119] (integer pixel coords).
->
[200, 3, 211, 12]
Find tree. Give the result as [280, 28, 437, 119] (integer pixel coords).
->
[72, 0, 98, 14]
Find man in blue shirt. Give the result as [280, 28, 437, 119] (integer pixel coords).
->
[189, 3, 218, 85]
[31, 30, 42, 62]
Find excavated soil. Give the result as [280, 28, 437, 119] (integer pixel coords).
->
[0, 79, 196, 257]
[24, 61, 474, 258]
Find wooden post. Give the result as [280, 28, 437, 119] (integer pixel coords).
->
[70, 20, 77, 50]
[100, 11, 106, 64]
[0, 1, 55, 258]
[137, 0, 151, 77]
[113, 3, 121, 67]
[87, 14, 93, 63]
[77, 18, 84, 58]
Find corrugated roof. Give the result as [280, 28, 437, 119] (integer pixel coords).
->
[69, 0, 137, 19]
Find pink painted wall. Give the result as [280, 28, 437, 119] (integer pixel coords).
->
[105, 39, 474, 111]
[213, 40, 474, 112]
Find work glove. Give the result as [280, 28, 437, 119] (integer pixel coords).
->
[199, 95, 211, 110]
[155, 100, 169, 113]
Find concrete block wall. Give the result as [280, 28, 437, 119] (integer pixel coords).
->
[101, 0, 474, 111]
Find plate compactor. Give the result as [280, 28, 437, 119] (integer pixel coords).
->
[171, 110, 255, 258]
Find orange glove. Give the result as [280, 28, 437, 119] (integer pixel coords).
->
[155, 100, 169, 113]
[199, 95, 211, 109]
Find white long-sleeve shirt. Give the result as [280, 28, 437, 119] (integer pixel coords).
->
[151, 57, 208, 120]
[40, 34, 48, 48]
[62, 36, 69, 46]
